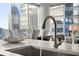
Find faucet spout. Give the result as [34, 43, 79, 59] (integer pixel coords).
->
[42, 16, 62, 48]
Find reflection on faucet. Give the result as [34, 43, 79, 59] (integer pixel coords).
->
[42, 16, 63, 48]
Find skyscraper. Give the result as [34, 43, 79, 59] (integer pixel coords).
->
[20, 3, 38, 30]
[20, 3, 29, 30]
[9, 4, 20, 30]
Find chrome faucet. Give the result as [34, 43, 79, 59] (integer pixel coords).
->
[42, 16, 62, 48]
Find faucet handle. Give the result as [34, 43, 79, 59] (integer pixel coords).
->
[57, 35, 64, 46]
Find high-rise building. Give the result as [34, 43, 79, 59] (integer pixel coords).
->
[29, 5, 38, 30]
[20, 3, 29, 30]
[0, 28, 7, 39]
[20, 3, 38, 30]
[0, 28, 3, 38]
[9, 4, 20, 30]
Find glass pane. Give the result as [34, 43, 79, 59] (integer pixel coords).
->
[0, 3, 10, 39]
[28, 4, 39, 30]
[50, 5, 64, 35]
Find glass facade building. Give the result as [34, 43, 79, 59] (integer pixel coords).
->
[9, 4, 20, 30]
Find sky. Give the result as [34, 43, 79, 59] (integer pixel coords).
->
[0, 3, 20, 29]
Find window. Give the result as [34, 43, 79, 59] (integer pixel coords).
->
[0, 3, 11, 39]
[57, 28, 63, 33]
[28, 4, 39, 30]
[73, 3, 79, 24]
[50, 5, 64, 34]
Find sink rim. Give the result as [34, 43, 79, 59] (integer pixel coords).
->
[6, 45, 79, 56]
[0, 54, 4, 56]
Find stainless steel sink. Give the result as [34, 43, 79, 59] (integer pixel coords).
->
[0, 54, 4, 56]
[6, 46, 78, 56]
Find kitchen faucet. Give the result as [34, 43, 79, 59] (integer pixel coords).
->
[42, 16, 62, 48]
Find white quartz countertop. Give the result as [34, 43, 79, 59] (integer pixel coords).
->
[0, 39, 79, 56]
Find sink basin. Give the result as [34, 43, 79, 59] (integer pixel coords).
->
[0, 54, 4, 56]
[6, 46, 78, 56]
[6, 46, 40, 56]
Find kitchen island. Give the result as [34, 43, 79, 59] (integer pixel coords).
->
[0, 39, 79, 56]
